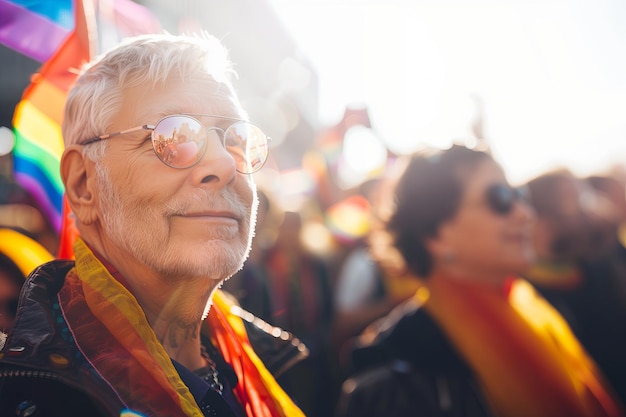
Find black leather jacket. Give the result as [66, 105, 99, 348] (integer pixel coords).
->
[336, 298, 496, 417]
[0, 260, 307, 417]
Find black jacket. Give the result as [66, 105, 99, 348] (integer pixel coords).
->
[0, 260, 307, 417]
[336, 298, 495, 417]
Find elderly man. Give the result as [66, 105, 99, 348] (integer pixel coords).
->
[0, 33, 305, 417]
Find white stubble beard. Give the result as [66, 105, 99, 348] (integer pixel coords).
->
[95, 163, 258, 282]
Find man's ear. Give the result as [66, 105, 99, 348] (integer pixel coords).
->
[61, 146, 98, 225]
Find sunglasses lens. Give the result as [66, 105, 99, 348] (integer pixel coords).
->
[487, 184, 515, 215]
[152, 116, 205, 168]
[224, 122, 269, 174]
[515, 186, 530, 204]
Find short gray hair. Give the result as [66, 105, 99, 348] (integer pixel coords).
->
[62, 32, 237, 152]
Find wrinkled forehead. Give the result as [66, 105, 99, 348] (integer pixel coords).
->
[119, 75, 245, 125]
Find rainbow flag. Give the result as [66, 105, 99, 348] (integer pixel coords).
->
[1, 0, 93, 239]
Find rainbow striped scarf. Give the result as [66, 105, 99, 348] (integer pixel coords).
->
[58, 238, 304, 417]
[417, 276, 624, 417]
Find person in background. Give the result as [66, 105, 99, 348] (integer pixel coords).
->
[221, 189, 310, 382]
[524, 169, 626, 406]
[222, 189, 278, 320]
[257, 210, 335, 417]
[224, 191, 334, 417]
[588, 173, 626, 243]
[336, 145, 624, 417]
[0, 33, 304, 417]
[332, 178, 419, 368]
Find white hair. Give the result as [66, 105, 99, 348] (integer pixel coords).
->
[62, 32, 238, 154]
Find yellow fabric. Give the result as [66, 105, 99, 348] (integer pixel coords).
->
[418, 275, 623, 417]
[0, 228, 54, 277]
[74, 239, 203, 417]
[14, 100, 65, 157]
[73, 238, 304, 417]
[510, 280, 622, 415]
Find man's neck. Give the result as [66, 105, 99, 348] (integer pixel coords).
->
[86, 242, 217, 370]
[126, 278, 217, 371]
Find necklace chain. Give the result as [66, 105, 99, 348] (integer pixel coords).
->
[198, 345, 224, 394]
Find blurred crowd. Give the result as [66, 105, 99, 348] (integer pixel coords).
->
[2, 119, 626, 417]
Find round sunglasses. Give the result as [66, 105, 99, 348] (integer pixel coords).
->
[485, 184, 529, 215]
[80, 114, 270, 174]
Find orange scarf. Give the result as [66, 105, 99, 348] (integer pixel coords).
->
[417, 276, 623, 417]
[58, 238, 304, 417]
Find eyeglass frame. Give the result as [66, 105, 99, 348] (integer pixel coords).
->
[79, 113, 270, 174]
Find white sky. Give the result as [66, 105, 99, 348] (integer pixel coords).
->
[269, 0, 626, 184]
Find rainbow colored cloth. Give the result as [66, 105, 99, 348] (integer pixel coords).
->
[58, 238, 304, 417]
[418, 276, 624, 417]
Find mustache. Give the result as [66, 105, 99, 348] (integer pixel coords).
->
[164, 189, 250, 218]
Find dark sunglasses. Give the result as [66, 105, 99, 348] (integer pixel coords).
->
[80, 114, 270, 174]
[485, 184, 529, 215]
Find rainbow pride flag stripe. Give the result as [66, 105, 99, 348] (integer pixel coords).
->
[2, 0, 160, 242]
[1, 0, 86, 233]
[0, 0, 73, 63]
